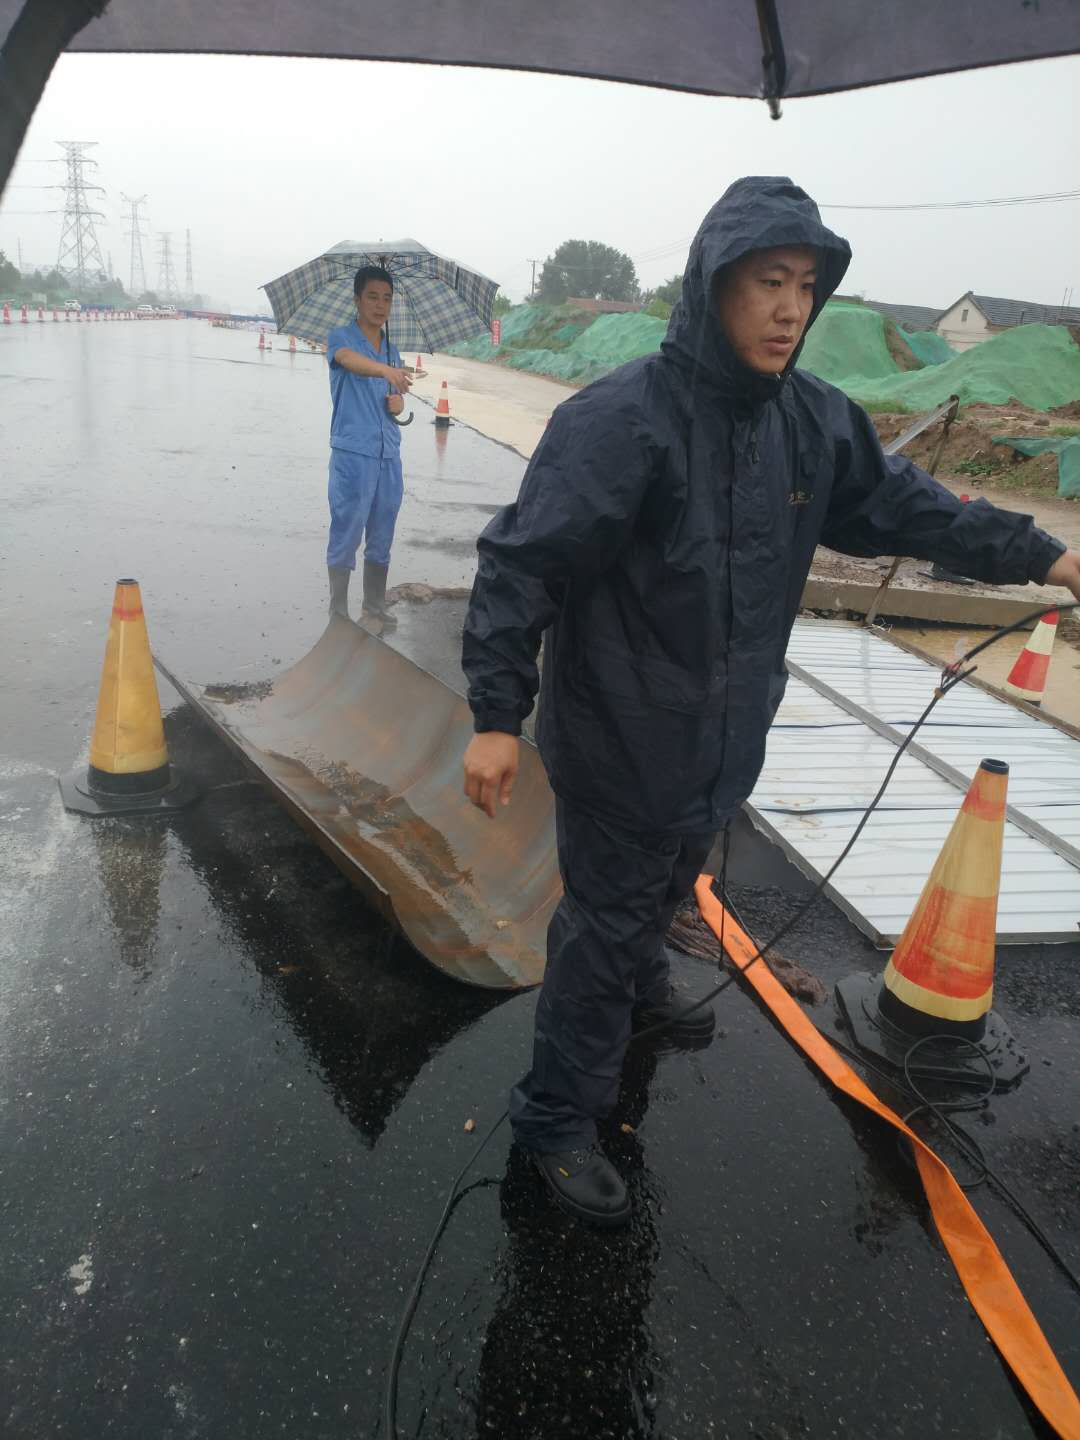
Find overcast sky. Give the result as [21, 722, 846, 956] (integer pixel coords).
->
[2, 51, 1077, 315]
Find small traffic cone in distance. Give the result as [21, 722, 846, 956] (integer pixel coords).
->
[258, 329, 265, 350]
[2, 302, 9, 323]
[20, 304, 28, 323]
[434, 380, 451, 428]
[59, 579, 199, 817]
[835, 757, 1028, 1089]
[289, 334, 296, 352]
[1004, 611, 1057, 706]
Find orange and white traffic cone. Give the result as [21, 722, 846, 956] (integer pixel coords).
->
[2, 302, 9, 324]
[1003, 612, 1057, 706]
[434, 380, 451, 428]
[59, 579, 198, 817]
[289, 334, 296, 353]
[416, 354, 422, 371]
[836, 757, 1027, 1088]
[20, 304, 28, 323]
[258, 329, 265, 351]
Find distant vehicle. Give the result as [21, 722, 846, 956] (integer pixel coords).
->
[137, 303, 153, 314]
[64, 300, 81, 311]
[157, 303, 177, 315]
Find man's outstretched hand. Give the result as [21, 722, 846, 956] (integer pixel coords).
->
[463, 732, 519, 818]
[1045, 549, 1080, 604]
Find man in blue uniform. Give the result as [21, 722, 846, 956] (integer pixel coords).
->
[460, 176, 1080, 1228]
[325, 266, 414, 627]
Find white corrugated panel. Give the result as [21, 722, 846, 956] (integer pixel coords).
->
[746, 619, 1080, 944]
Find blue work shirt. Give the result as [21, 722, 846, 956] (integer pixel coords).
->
[326, 320, 403, 457]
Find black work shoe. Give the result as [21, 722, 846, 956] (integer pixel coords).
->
[531, 1145, 631, 1228]
[632, 986, 715, 1047]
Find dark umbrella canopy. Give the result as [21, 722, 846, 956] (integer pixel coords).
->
[2, 2, 1076, 193]
[3, 0, 1077, 106]
[262, 239, 497, 351]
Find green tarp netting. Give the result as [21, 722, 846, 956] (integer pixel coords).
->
[902, 328, 955, 367]
[828, 324, 1080, 412]
[797, 302, 904, 384]
[992, 435, 1080, 499]
[446, 301, 1080, 415]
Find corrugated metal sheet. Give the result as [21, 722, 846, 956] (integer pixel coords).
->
[748, 619, 1080, 945]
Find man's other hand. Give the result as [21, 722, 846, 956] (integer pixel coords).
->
[463, 732, 519, 818]
[1045, 549, 1080, 603]
[384, 365, 413, 393]
[386, 394, 405, 416]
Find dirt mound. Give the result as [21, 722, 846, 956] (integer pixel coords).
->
[882, 320, 922, 372]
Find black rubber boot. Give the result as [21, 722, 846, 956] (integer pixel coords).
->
[531, 1144, 631, 1228]
[327, 565, 350, 618]
[362, 560, 397, 630]
[632, 984, 715, 1048]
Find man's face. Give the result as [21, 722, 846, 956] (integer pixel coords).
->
[712, 245, 818, 375]
[355, 279, 393, 332]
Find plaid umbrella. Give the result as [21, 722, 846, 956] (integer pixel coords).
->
[262, 238, 498, 352]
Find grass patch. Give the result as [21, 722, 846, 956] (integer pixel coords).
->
[954, 459, 1005, 477]
[858, 399, 910, 415]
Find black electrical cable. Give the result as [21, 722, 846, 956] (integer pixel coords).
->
[382, 599, 1077, 1438]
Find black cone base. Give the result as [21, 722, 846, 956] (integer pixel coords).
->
[835, 971, 1029, 1091]
[59, 765, 201, 818]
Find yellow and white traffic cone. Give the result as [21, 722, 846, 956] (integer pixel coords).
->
[1003, 611, 1057, 706]
[60, 580, 199, 816]
[836, 758, 1027, 1088]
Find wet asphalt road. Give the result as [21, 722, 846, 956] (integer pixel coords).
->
[1, 319, 1078, 1439]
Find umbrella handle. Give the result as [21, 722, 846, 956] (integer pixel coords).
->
[381, 318, 413, 425]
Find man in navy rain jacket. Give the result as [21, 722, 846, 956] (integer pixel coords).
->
[461, 177, 1080, 1227]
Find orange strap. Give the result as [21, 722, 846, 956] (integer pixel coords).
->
[694, 875, 1080, 1440]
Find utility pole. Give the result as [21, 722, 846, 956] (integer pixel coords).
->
[54, 141, 107, 289]
[121, 193, 148, 296]
[184, 228, 194, 300]
[156, 231, 177, 301]
[528, 258, 540, 300]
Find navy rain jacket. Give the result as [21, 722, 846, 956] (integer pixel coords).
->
[462, 177, 1065, 834]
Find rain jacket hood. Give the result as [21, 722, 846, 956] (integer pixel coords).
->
[662, 176, 852, 406]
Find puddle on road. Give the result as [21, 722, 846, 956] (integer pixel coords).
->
[891, 621, 1080, 728]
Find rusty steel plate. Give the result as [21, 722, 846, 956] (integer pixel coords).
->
[158, 617, 558, 989]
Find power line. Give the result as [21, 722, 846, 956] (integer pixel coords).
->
[632, 186, 1080, 269]
[818, 187, 1080, 212]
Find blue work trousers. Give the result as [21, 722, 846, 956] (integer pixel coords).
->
[509, 797, 715, 1154]
[326, 450, 403, 570]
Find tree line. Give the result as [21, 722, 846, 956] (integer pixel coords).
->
[534, 239, 683, 315]
[0, 251, 202, 308]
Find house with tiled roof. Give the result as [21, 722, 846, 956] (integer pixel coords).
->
[864, 300, 942, 333]
[935, 291, 1080, 350]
